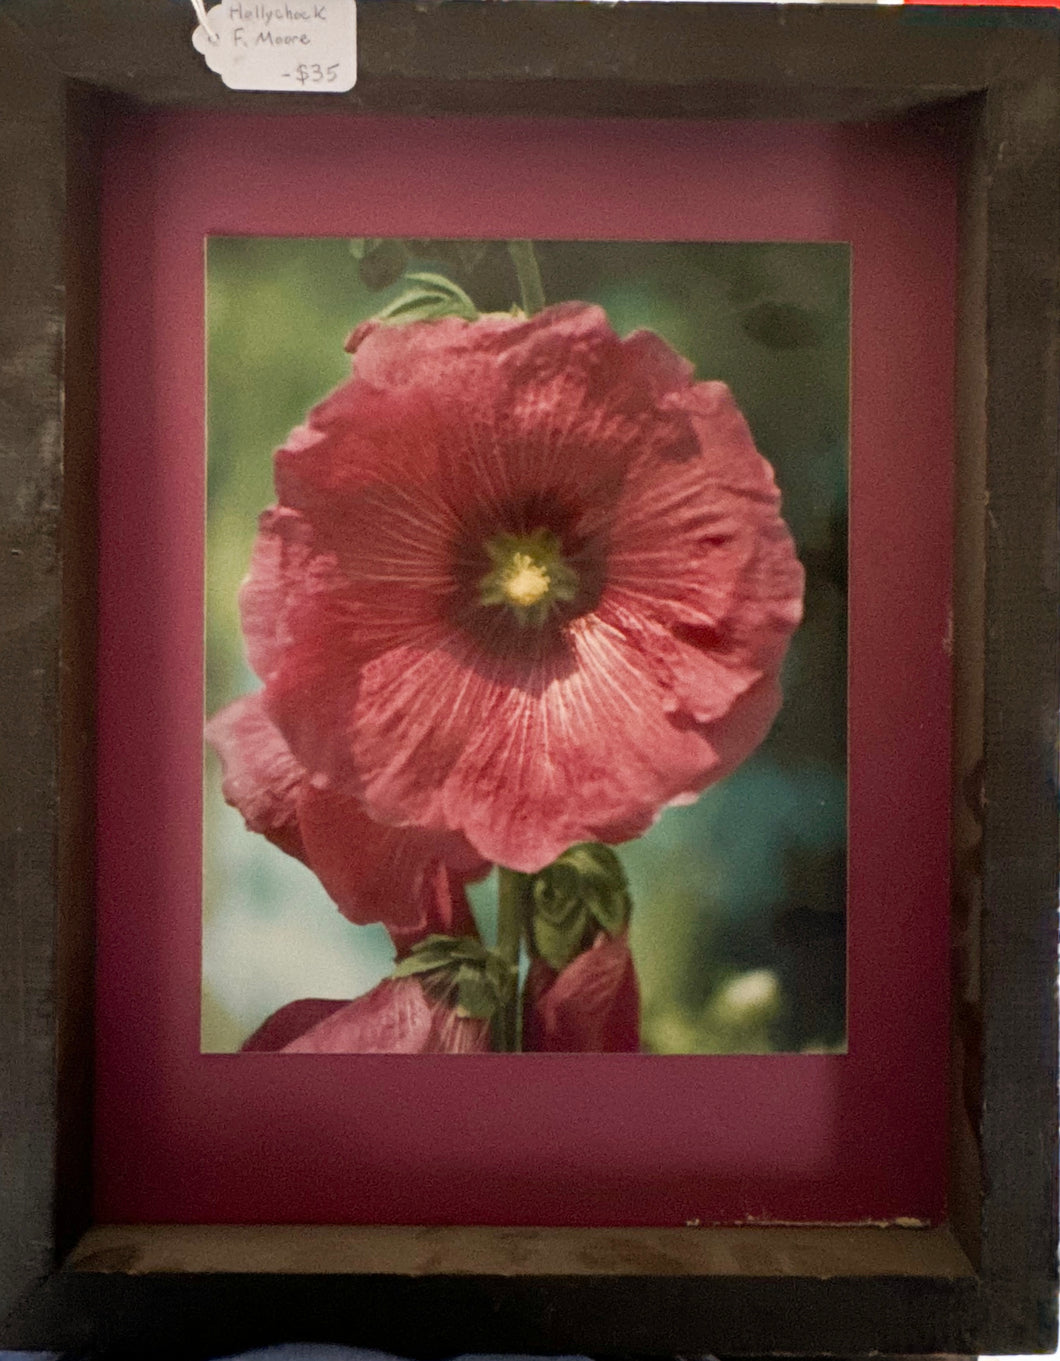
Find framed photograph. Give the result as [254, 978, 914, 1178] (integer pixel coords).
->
[201, 232, 850, 1061]
[0, 3, 1056, 1357]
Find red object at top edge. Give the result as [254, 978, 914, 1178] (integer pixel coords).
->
[904, 0, 1057, 7]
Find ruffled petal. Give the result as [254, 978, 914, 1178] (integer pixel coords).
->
[345, 310, 528, 384]
[280, 976, 491, 1053]
[205, 694, 307, 862]
[281, 306, 696, 569]
[427, 306, 699, 534]
[238, 506, 320, 682]
[261, 590, 383, 782]
[297, 785, 487, 934]
[347, 304, 690, 403]
[603, 382, 805, 723]
[347, 614, 725, 871]
[522, 930, 640, 1053]
[276, 384, 460, 566]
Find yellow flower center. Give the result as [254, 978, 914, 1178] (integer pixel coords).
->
[479, 529, 578, 625]
[501, 553, 552, 608]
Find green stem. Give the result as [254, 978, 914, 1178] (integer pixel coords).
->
[494, 867, 526, 1052]
[507, 240, 545, 317]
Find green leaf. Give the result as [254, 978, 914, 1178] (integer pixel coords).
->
[374, 272, 479, 326]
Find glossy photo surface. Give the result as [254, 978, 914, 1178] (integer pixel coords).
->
[203, 236, 849, 1057]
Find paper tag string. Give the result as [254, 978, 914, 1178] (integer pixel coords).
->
[190, 0, 217, 42]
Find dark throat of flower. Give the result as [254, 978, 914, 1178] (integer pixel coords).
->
[478, 528, 578, 628]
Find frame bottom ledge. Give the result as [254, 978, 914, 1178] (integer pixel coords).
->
[65, 1222, 976, 1279]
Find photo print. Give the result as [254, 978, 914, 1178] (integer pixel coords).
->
[202, 237, 848, 1055]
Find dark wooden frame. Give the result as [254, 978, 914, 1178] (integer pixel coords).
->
[1, 2, 1057, 1356]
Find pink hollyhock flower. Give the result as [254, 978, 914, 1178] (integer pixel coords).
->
[205, 693, 488, 933]
[242, 975, 492, 1054]
[245, 303, 804, 873]
[522, 930, 640, 1053]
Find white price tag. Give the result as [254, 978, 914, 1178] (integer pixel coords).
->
[191, 1, 356, 92]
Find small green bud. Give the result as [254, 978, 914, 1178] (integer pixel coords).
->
[526, 843, 632, 972]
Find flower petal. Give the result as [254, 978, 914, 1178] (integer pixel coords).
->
[522, 930, 640, 1053]
[239, 506, 318, 682]
[386, 862, 483, 960]
[603, 382, 805, 722]
[241, 997, 349, 1052]
[281, 306, 695, 568]
[297, 786, 487, 934]
[345, 310, 527, 384]
[280, 976, 491, 1053]
[205, 694, 307, 862]
[347, 614, 725, 872]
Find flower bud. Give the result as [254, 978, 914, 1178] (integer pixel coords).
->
[526, 843, 632, 972]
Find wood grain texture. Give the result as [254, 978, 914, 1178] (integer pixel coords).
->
[54, 80, 101, 1278]
[948, 92, 987, 1274]
[0, 2, 1056, 1355]
[977, 63, 1060, 1350]
[0, 11, 71, 1324]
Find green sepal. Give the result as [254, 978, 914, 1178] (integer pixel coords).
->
[453, 964, 499, 1020]
[390, 934, 514, 1022]
[526, 843, 632, 972]
[373, 272, 479, 326]
[391, 934, 487, 977]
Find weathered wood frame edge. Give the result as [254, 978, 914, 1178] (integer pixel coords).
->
[0, 2, 1056, 1355]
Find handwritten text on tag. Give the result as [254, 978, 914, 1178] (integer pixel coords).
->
[192, 1, 357, 92]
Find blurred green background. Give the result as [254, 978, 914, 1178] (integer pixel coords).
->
[203, 237, 848, 1054]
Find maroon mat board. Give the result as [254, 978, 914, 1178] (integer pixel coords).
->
[94, 111, 953, 1226]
